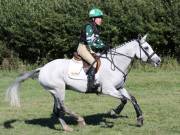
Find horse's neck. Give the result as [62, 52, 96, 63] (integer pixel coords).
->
[116, 40, 137, 57]
[109, 40, 137, 72]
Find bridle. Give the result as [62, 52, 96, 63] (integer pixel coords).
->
[101, 39, 156, 82]
[136, 39, 156, 62]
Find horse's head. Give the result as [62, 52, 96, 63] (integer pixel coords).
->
[135, 34, 161, 67]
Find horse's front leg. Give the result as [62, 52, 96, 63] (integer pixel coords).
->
[108, 88, 143, 127]
[120, 88, 143, 127]
[130, 94, 143, 127]
[107, 86, 128, 116]
[102, 85, 123, 99]
[102, 85, 129, 117]
[109, 97, 127, 116]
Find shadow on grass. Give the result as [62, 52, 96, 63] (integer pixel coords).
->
[3, 113, 128, 130]
[3, 119, 18, 129]
[84, 113, 128, 128]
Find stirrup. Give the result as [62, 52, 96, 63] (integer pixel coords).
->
[86, 82, 100, 94]
[91, 82, 100, 89]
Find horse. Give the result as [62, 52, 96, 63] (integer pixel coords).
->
[6, 34, 161, 131]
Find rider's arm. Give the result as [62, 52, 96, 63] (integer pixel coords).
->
[86, 24, 105, 49]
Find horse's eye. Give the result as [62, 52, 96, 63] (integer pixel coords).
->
[144, 46, 149, 50]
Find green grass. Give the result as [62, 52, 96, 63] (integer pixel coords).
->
[0, 67, 180, 135]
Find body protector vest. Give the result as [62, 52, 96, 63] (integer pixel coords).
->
[79, 21, 100, 45]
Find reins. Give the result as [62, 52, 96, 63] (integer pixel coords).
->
[101, 47, 134, 82]
[101, 39, 155, 82]
[89, 38, 156, 82]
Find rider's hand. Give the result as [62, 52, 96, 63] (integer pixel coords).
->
[103, 45, 110, 52]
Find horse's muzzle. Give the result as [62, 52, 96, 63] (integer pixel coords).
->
[150, 56, 161, 67]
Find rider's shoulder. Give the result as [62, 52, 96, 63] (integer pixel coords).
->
[84, 22, 93, 28]
[84, 23, 93, 33]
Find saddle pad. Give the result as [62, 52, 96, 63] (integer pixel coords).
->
[68, 58, 87, 80]
[68, 58, 99, 80]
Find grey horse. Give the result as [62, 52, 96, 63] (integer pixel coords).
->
[6, 35, 161, 131]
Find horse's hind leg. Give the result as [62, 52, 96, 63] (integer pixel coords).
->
[48, 86, 76, 132]
[55, 97, 86, 128]
[61, 103, 86, 127]
[49, 90, 73, 132]
[50, 89, 85, 131]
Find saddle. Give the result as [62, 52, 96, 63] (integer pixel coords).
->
[73, 52, 101, 73]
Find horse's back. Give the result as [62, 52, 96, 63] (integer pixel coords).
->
[41, 59, 69, 72]
[38, 59, 70, 88]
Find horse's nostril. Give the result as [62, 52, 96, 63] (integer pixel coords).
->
[157, 59, 161, 65]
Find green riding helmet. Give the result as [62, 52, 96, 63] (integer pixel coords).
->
[89, 8, 103, 18]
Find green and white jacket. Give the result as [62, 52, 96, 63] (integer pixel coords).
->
[80, 21, 105, 50]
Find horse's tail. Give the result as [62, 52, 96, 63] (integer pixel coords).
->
[5, 68, 41, 107]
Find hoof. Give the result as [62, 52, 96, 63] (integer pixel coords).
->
[78, 120, 86, 127]
[137, 116, 143, 127]
[78, 117, 86, 127]
[63, 125, 73, 132]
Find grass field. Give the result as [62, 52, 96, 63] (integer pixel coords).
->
[0, 66, 180, 135]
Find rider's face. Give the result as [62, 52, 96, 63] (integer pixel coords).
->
[94, 17, 103, 25]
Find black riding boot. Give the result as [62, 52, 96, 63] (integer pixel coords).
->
[86, 67, 100, 93]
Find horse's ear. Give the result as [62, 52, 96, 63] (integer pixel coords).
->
[138, 34, 142, 40]
[142, 34, 148, 41]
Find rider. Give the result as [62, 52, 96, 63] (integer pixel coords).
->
[77, 8, 108, 93]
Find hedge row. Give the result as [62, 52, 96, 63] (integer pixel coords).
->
[0, 0, 179, 63]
